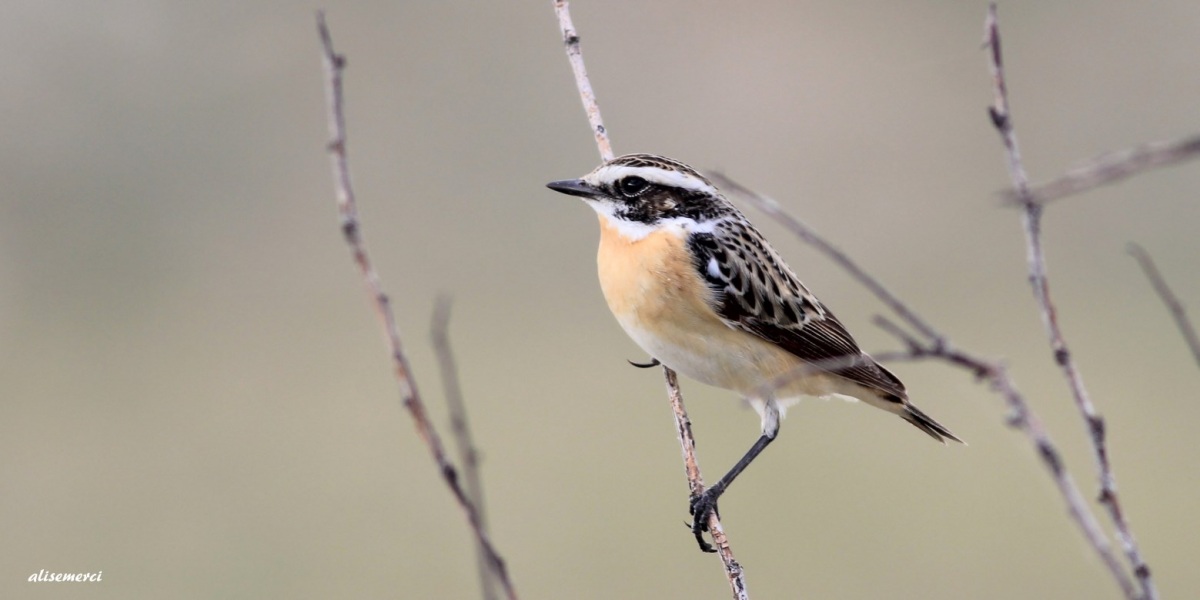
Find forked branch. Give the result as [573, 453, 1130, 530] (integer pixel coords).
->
[316, 13, 517, 600]
[712, 171, 1135, 600]
[985, 5, 1153, 598]
[1003, 134, 1200, 206]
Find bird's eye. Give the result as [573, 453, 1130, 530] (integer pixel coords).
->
[618, 176, 649, 197]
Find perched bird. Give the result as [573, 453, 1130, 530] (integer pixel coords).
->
[548, 154, 962, 551]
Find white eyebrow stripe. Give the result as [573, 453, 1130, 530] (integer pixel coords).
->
[585, 165, 718, 195]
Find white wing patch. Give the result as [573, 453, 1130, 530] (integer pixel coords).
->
[706, 256, 721, 279]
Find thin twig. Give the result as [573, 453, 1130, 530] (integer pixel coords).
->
[984, 5, 1150, 599]
[1129, 243, 1200, 369]
[746, 308, 1116, 574]
[551, 2, 748, 596]
[316, 13, 518, 600]
[1003, 133, 1200, 206]
[553, 0, 613, 162]
[431, 297, 496, 600]
[713, 175, 950, 348]
[714, 168, 1133, 600]
[663, 370, 750, 600]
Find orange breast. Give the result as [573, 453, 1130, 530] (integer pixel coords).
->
[593, 214, 845, 400]
[595, 215, 715, 328]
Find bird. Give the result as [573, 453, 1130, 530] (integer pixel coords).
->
[547, 153, 962, 552]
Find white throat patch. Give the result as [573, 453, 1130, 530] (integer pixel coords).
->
[589, 202, 682, 241]
[590, 202, 724, 242]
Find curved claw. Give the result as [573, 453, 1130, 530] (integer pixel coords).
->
[627, 357, 661, 369]
[688, 490, 721, 553]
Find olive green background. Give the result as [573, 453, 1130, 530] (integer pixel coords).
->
[4, 1, 1199, 598]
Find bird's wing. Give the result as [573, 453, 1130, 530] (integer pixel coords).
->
[687, 218, 906, 400]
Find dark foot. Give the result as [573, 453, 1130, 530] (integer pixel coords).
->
[627, 357, 661, 369]
[688, 489, 721, 553]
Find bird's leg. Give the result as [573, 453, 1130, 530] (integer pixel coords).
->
[627, 357, 661, 369]
[689, 400, 780, 552]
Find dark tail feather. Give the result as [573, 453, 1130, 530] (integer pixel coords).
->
[902, 404, 964, 445]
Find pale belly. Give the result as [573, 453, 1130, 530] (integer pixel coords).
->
[612, 303, 845, 400]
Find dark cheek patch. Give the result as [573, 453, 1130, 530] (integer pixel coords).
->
[618, 188, 673, 225]
[621, 187, 736, 225]
[619, 201, 655, 224]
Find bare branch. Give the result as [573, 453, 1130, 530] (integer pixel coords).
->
[431, 297, 496, 600]
[984, 5, 1151, 599]
[663, 370, 750, 600]
[717, 167, 1129, 600]
[1128, 243, 1200, 369]
[553, 1, 613, 162]
[711, 174, 943, 346]
[872, 335, 1124, 574]
[316, 13, 517, 600]
[871, 315, 925, 353]
[551, 2, 747, 595]
[1003, 134, 1200, 206]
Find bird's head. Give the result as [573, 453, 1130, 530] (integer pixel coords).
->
[547, 154, 734, 237]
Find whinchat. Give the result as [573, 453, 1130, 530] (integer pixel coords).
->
[548, 153, 962, 552]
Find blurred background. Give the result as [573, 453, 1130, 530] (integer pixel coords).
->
[3, 1, 1199, 598]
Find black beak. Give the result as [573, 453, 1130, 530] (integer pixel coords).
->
[546, 179, 599, 198]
